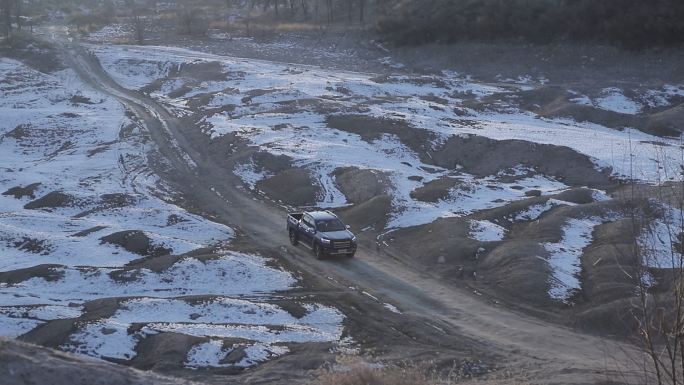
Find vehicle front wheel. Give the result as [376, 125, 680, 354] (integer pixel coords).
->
[314, 244, 324, 260]
[289, 231, 298, 246]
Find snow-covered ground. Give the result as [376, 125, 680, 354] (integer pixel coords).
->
[0, 56, 347, 369]
[510, 199, 572, 222]
[639, 204, 684, 269]
[89, 44, 684, 188]
[45, 42, 684, 307]
[572, 85, 684, 113]
[469, 220, 507, 242]
[544, 217, 605, 302]
[0, 253, 296, 307]
[0, 58, 232, 271]
[63, 297, 343, 364]
[594, 87, 642, 115]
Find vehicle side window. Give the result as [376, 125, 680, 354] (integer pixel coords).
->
[302, 215, 314, 229]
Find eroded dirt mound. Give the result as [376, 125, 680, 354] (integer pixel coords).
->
[257, 169, 321, 207]
[100, 230, 172, 257]
[23, 191, 74, 210]
[410, 177, 462, 203]
[2, 183, 42, 199]
[326, 114, 437, 158]
[252, 151, 294, 174]
[0, 33, 64, 73]
[129, 333, 207, 373]
[174, 61, 228, 83]
[0, 264, 64, 285]
[387, 216, 479, 278]
[573, 219, 640, 335]
[431, 135, 613, 187]
[645, 103, 684, 137]
[514, 86, 684, 137]
[0, 338, 190, 385]
[338, 194, 392, 230]
[334, 167, 392, 204]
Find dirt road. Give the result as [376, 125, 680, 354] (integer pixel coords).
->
[58, 37, 645, 384]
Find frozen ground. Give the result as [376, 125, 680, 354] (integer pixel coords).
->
[89, 45, 669, 230]
[571, 85, 684, 113]
[63, 297, 343, 364]
[469, 220, 507, 242]
[0, 58, 232, 271]
[0, 56, 347, 369]
[83, 43, 684, 305]
[89, 44, 684, 188]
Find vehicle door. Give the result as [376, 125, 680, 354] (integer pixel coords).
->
[299, 214, 316, 246]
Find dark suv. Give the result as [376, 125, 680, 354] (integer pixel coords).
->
[287, 211, 357, 259]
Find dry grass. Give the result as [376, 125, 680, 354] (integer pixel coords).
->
[311, 357, 534, 385]
[314, 363, 436, 385]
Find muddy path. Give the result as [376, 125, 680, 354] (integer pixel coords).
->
[56, 37, 645, 383]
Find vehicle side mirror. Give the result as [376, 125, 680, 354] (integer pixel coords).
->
[346, 225, 351, 230]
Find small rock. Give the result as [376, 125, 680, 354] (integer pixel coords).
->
[221, 347, 248, 365]
[189, 313, 201, 320]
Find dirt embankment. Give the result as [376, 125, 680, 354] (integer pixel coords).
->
[0, 338, 192, 385]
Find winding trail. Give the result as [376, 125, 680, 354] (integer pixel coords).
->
[58, 37, 645, 384]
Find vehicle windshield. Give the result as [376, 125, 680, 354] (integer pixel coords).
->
[316, 219, 346, 232]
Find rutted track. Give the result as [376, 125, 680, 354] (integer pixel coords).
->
[60, 39, 644, 383]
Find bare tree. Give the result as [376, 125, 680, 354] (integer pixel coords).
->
[13, 0, 19, 30]
[289, 0, 295, 18]
[125, 0, 145, 44]
[133, 12, 144, 44]
[629, 154, 684, 384]
[247, 0, 257, 36]
[300, 0, 309, 20]
[358, 0, 365, 24]
[1, 0, 12, 38]
[177, 5, 206, 36]
[325, 0, 333, 23]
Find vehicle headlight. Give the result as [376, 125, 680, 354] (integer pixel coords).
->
[321, 238, 331, 244]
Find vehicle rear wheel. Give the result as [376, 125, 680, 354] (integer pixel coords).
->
[289, 231, 298, 246]
[346, 252, 355, 258]
[314, 244, 324, 260]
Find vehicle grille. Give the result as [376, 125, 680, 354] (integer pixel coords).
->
[333, 241, 351, 249]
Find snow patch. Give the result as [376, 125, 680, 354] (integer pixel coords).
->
[595, 88, 641, 115]
[544, 217, 603, 302]
[469, 220, 506, 242]
[0, 253, 296, 307]
[639, 205, 684, 269]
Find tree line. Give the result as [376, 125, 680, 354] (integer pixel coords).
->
[1, 0, 23, 38]
[378, 0, 684, 49]
[223, 0, 395, 25]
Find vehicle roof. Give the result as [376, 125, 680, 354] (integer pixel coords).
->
[306, 211, 339, 220]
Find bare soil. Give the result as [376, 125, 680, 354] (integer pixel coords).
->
[23, 190, 74, 210]
[0, 338, 192, 385]
[2, 182, 42, 199]
[100, 230, 172, 258]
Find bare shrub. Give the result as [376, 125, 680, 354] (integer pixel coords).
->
[624, 148, 684, 384]
[315, 364, 433, 385]
[311, 357, 533, 385]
